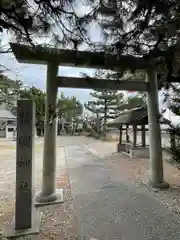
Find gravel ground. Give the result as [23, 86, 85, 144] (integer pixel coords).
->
[64, 136, 180, 240]
[0, 138, 79, 240]
[83, 136, 180, 219]
[35, 185, 79, 240]
[1, 135, 180, 239]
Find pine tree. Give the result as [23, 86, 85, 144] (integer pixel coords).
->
[0, 74, 22, 107]
[86, 0, 180, 85]
[163, 84, 180, 163]
[0, 0, 92, 46]
[85, 89, 124, 137]
[125, 93, 147, 109]
[2, 0, 180, 88]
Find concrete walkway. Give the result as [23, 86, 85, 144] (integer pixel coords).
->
[63, 136, 180, 240]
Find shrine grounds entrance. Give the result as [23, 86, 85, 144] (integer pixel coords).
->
[3, 42, 170, 237]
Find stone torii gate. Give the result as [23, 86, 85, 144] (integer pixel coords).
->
[10, 42, 169, 206]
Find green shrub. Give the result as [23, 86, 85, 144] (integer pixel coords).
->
[166, 124, 180, 164]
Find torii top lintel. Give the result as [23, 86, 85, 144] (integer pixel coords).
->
[9, 42, 148, 70]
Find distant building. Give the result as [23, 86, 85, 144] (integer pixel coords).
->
[0, 103, 17, 140]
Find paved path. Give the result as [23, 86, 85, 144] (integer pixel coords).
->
[62, 136, 180, 240]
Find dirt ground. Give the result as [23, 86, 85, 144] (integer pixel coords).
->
[1, 136, 180, 239]
[85, 137, 180, 217]
[0, 138, 79, 240]
[108, 153, 180, 217]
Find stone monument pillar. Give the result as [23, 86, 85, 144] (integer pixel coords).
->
[3, 100, 40, 238]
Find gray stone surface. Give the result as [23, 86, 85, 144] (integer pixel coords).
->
[15, 100, 36, 230]
[63, 137, 180, 240]
[3, 100, 41, 238]
[117, 143, 125, 152]
[35, 188, 64, 207]
[3, 210, 40, 238]
[37, 63, 59, 203]
[130, 147, 150, 158]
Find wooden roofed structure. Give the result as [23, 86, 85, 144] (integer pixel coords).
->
[108, 106, 170, 153]
[108, 106, 170, 126]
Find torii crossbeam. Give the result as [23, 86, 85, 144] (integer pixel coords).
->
[10, 42, 148, 70]
[57, 76, 149, 91]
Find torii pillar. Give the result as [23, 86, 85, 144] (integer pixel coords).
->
[146, 68, 169, 189]
[36, 62, 63, 205]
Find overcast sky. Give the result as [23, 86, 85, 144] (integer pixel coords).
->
[0, 5, 103, 104]
[1, 52, 96, 103]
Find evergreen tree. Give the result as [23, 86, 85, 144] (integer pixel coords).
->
[57, 94, 83, 134]
[0, 0, 92, 47]
[163, 84, 180, 163]
[85, 0, 180, 86]
[85, 89, 124, 137]
[1, 0, 180, 90]
[18, 86, 46, 136]
[0, 74, 22, 107]
[1, 0, 180, 79]
[57, 94, 83, 122]
[125, 93, 147, 110]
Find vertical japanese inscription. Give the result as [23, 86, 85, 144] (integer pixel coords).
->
[18, 135, 31, 148]
[17, 156, 31, 168]
[19, 181, 30, 192]
[17, 101, 32, 168]
[15, 100, 34, 230]
[18, 110, 31, 126]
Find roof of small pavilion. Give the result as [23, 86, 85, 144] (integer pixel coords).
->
[9, 42, 148, 70]
[108, 106, 170, 126]
[0, 103, 16, 120]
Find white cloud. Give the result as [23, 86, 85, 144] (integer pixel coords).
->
[1, 52, 96, 103]
[0, 9, 101, 104]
